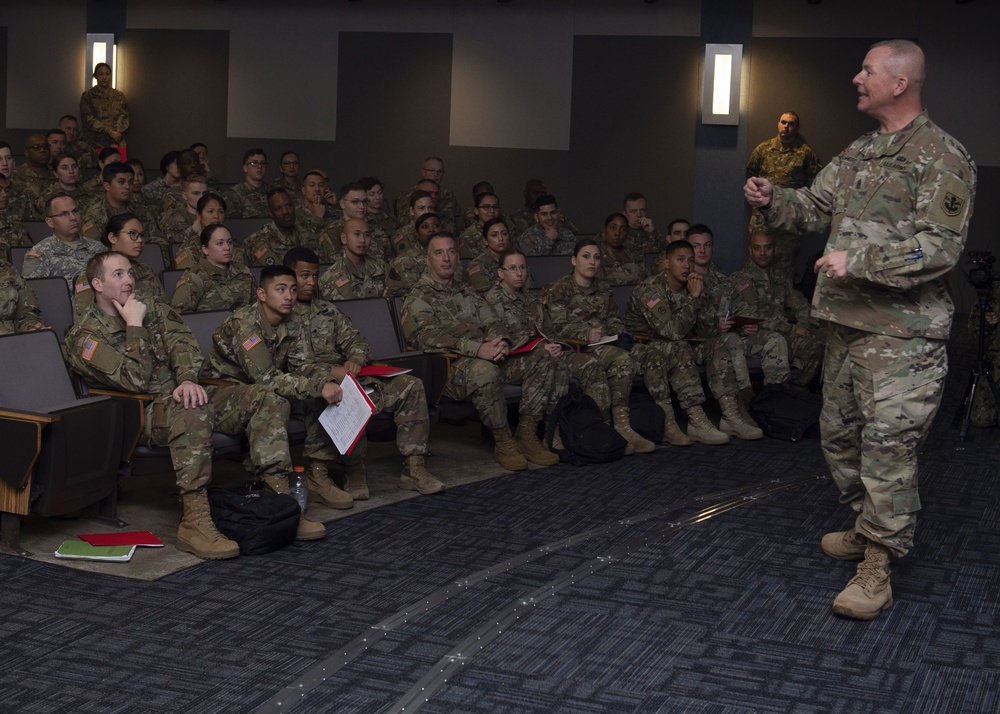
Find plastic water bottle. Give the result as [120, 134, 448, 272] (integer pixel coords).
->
[291, 466, 308, 514]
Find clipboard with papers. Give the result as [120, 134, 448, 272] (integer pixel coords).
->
[318, 373, 376, 456]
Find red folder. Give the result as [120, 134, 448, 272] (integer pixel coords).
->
[78, 531, 164, 547]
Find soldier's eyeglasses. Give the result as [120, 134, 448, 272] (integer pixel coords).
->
[120, 230, 147, 241]
[502, 266, 527, 273]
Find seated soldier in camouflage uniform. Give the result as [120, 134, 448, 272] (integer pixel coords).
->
[12, 134, 57, 220]
[0, 174, 32, 263]
[518, 194, 577, 257]
[624, 240, 763, 444]
[401, 233, 560, 471]
[390, 190, 436, 257]
[296, 171, 340, 237]
[243, 188, 318, 267]
[66, 251, 322, 559]
[467, 217, 535, 294]
[508, 179, 580, 238]
[597, 212, 648, 286]
[171, 224, 256, 313]
[23, 195, 105, 286]
[224, 148, 269, 218]
[190, 142, 218, 185]
[318, 218, 386, 301]
[0, 142, 31, 221]
[388, 213, 441, 298]
[73, 212, 166, 317]
[160, 150, 205, 214]
[58, 115, 97, 172]
[158, 175, 209, 244]
[203, 264, 355, 514]
[542, 238, 656, 454]
[46, 129, 66, 163]
[80, 163, 167, 261]
[394, 157, 463, 234]
[458, 191, 501, 260]
[142, 150, 181, 210]
[285, 246, 444, 498]
[316, 182, 391, 264]
[35, 154, 88, 219]
[729, 230, 823, 388]
[269, 151, 301, 194]
[361, 176, 397, 238]
[623, 192, 662, 256]
[651, 218, 692, 264]
[968, 282, 1000, 427]
[0, 259, 43, 335]
[173, 193, 247, 271]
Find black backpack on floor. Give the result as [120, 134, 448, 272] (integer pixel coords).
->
[748, 384, 822, 442]
[546, 387, 627, 466]
[208, 481, 300, 555]
[629, 389, 665, 443]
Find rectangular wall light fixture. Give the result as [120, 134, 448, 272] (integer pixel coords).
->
[702, 43, 742, 125]
[86, 33, 117, 88]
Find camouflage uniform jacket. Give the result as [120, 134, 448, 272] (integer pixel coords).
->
[293, 299, 371, 370]
[624, 226, 661, 257]
[316, 219, 392, 265]
[390, 223, 420, 258]
[700, 261, 732, 315]
[65, 299, 201, 396]
[173, 229, 248, 272]
[367, 210, 397, 238]
[458, 222, 487, 260]
[401, 274, 508, 356]
[170, 257, 256, 313]
[295, 202, 339, 237]
[73, 258, 165, 317]
[203, 303, 330, 401]
[763, 111, 976, 340]
[598, 240, 649, 286]
[746, 135, 822, 188]
[729, 261, 818, 334]
[268, 176, 301, 194]
[388, 246, 467, 298]
[242, 222, 316, 267]
[483, 284, 546, 349]
[80, 198, 159, 242]
[519, 223, 576, 256]
[624, 273, 716, 341]
[65, 139, 97, 171]
[35, 184, 92, 221]
[12, 165, 56, 218]
[542, 274, 622, 343]
[466, 251, 535, 294]
[319, 254, 386, 300]
[158, 203, 197, 243]
[22, 235, 105, 286]
[223, 181, 268, 218]
[79, 85, 129, 148]
[0, 263, 42, 335]
[0, 210, 32, 261]
[142, 178, 172, 207]
[508, 208, 579, 238]
[395, 185, 462, 233]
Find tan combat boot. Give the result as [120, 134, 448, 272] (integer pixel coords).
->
[657, 401, 692, 447]
[514, 415, 560, 466]
[718, 395, 764, 440]
[739, 386, 759, 428]
[264, 474, 327, 541]
[684, 405, 730, 445]
[832, 543, 893, 620]
[821, 528, 868, 561]
[176, 490, 240, 560]
[307, 461, 354, 510]
[345, 463, 370, 501]
[612, 406, 657, 455]
[492, 426, 528, 471]
[399, 455, 446, 494]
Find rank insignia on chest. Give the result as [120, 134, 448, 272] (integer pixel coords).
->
[942, 192, 964, 217]
[82, 338, 99, 361]
[242, 333, 263, 351]
[645, 296, 661, 309]
[335, 275, 350, 287]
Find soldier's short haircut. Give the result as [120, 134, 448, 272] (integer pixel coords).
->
[259, 264, 297, 289]
[283, 246, 320, 269]
[425, 231, 456, 255]
[182, 174, 209, 190]
[667, 218, 691, 234]
[159, 150, 181, 175]
[474, 192, 498, 208]
[59, 114, 78, 124]
[0, 140, 10, 151]
[780, 111, 800, 123]
[190, 142, 207, 152]
[43, 193, 73, 217]
[359, 176, 382, 192]
[86, 251, 123, 284]
[50, 153, 76, 171]
[0, 173, 8, 185]
[423, 156, 444, 165]
[414, 212, 439, 233]
[126, 158, 144, 170]
[533, 194, 558, 213]
[266, 187, 290, 202]
[409, 190, 433, 208]
[280, 151, 298, 162]
[664, 240, 693, 259]
[98, 147, 122, 164]
[573, 236, 599, 256]
[604, 212, 627, 228]
[303, 171, 325, 183]
[623, 192, 645, 206]
[415, 179, 439, 191]
[243, 148, 266, 164]
[481, 216, 508, 240]
[197, 192, 226, 214]
[339, 181, 365, 197]
[102, 162, 134, 184]
[685, 223, 713, 238]
[200, 223, 230, 248]
[46, 128, 67, 140]
[499, 247, 526, 269]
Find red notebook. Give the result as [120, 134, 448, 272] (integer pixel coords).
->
[78, 531, 164, 547]
[358, 364, 413, 378]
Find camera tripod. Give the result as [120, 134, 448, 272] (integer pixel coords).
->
[954, 293, 1000, 441]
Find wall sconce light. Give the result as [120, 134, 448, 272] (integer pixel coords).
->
[86, 33, 117, 88]
[702, 43, 742, 126]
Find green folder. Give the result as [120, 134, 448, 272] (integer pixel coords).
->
[54, 540, 136, 562]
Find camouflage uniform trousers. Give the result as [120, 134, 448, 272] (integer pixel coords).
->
[447, 348, 562, 429]
[632, 337, 738, 408]
[785, 328, 824, 387]
[726, 329, 790, 390]
[563, 351, 610, 416]
[820, 324, 947, 558]
[145, 384, 292, 495]
[585, 344, 637, 411]
[301, 374, 431, 466]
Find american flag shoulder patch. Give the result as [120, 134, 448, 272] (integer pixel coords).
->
[468, 264, 481, 275]
[335, 275, 350, 287]
[82, 338, 99, 361]
[82, 220, 95, 234]
[27, 248, 43, 259]
[735, 279, 751, 292]
[242, 333, 263, 351]
[254, 246, 268, 259]
[645, 295, 661, 309]
[75, 281, 92, 293]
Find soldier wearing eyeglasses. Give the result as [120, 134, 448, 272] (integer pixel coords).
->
[22, 195, 104, 286]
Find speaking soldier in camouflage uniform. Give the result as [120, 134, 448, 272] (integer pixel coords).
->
[23, 195, 105, 286]
[746, 40, 976, 620]
[624, 241, 762, 445]
[242, 188, 317, 267]
[65, 252, 322, 560]
[285, 246, 444, 499]
[687, 225, 789, 415]
[542, 238, 656, 454]
[518, 194, 577, 257]
[317, 218, 387, 300]
[967, 284, 1000, 427]
[401, 233, 560, 471]
[203, 264, 356, 514]
[224, 149, 269, 218]
[597, 212, 648, 286]
[0, 174, 32, 263]
[171, 225, 256, 313]
[729, 231, 823, 388]
[0, 261, 43, 335]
